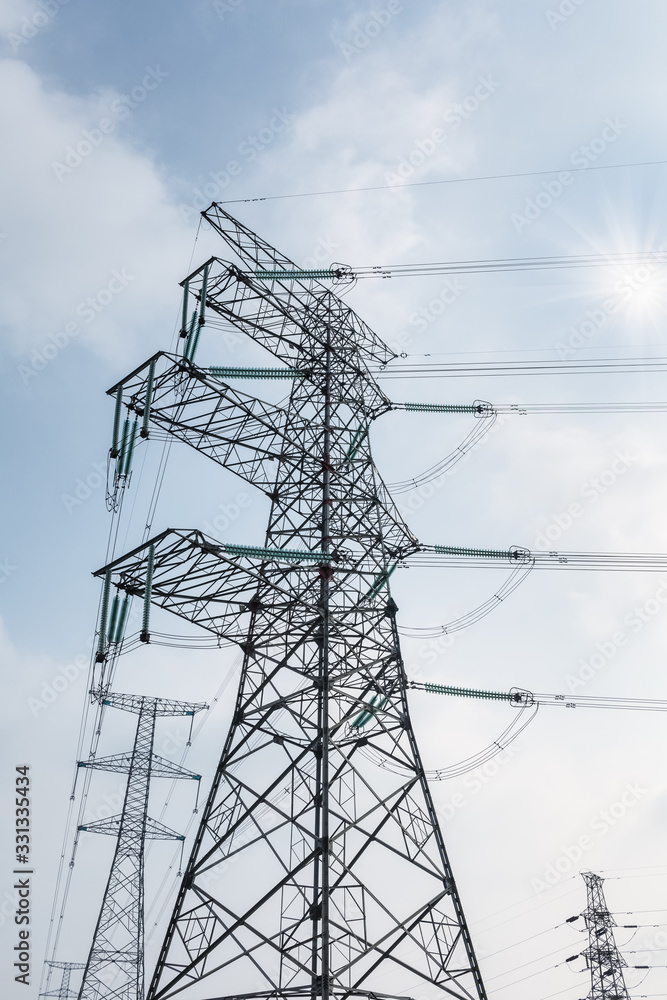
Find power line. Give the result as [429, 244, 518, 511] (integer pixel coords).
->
[410, 680, 667, 714]
[471, 879, 581, 934]
[485, 957, 572, 990]
[216, 156, 667, 205]
[410, 545, 667, 572]
[247, 248, 667, 284]
[481, 922, 572, 961]
[375, 356, 667, 378]
[350, 249, 667, 280]
[535, 986, 584, 1000]
[394, 400, 667, 415]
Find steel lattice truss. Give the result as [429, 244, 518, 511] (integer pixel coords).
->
[97, 206, 488, 1000]
[41, 962, 86, 999]
[77, 693, 204, 1000]
[581, 872, 630, 1000]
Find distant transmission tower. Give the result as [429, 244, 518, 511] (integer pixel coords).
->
[581, 871, 630, 1000]
[77, 691, 205, 1000]
[94, 206, 488, 1000]
[41, 961, 86, 999]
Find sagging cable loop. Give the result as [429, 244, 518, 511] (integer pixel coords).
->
[387, 408, 497, 494]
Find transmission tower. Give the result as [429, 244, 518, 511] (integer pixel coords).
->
[92, 205, 488, 1000]
[76, 691, 205, 1000]
[581, 871, 630, 1000]
[41, 961, 86, 999]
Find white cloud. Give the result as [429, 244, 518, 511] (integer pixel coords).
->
[0, 57, 191, 375]
[5, 8, 667, 996]
[0, 0, 31, 35]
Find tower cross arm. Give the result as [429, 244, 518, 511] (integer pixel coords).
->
[77, 752, 201, 780]
[93, 529, 340, 636]
[203, 203, 396, 368]
[91, 689, 207, 717]
[78, 813, 184, 841]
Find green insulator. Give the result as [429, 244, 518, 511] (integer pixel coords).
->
[345, 424, 368, 461]
[352, 695, 377, 729]
[188, 321, 203, 364]
[120, 420, 138, 477]
[111, 387, 123, 457]
[351, 709, 372, 729]
[366, 564, 397, 598]
[403, 402, 478, 414]
[351, 694, 388, 729]
[254, 268, 338, 280]
[434, 545, 512, 560]
[107, 594, 120, 646]
[180, 280, 189, 338]
[224, 543, 329, 563]
[141, 360, 155, 438]
[198, 265, 209, 326]
[113, 595, 130, 644]
[117, 417, 130, 470]
[140, 545, 155, 643]
[183, 310, 197, 360]
[96, 570, 112, 662]
[423, 682, 513, 702]
[208, 366, 305, 380]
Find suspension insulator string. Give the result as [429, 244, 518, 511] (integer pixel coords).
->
[95, 570, 112, 663]
[140, 545, 155, 643]
[179, 279, 189, 338]
[141, 359, 156, 439]
[110, 386, 123, 458]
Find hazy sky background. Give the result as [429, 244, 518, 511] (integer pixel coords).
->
[3, 2, 667, 999]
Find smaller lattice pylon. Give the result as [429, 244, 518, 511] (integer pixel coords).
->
[76, 690, 206, 1000]
[41, 961, 86, 999]
[581, 871, 630, 1000]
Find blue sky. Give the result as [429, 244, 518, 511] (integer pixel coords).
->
[3, 2, 667, 998]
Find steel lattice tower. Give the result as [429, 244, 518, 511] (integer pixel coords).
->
[581, 872, 630, 1000]
[95, 206, 488, 1000]
[77, 691, 205, 1000]
[41, 962, 86, 999]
